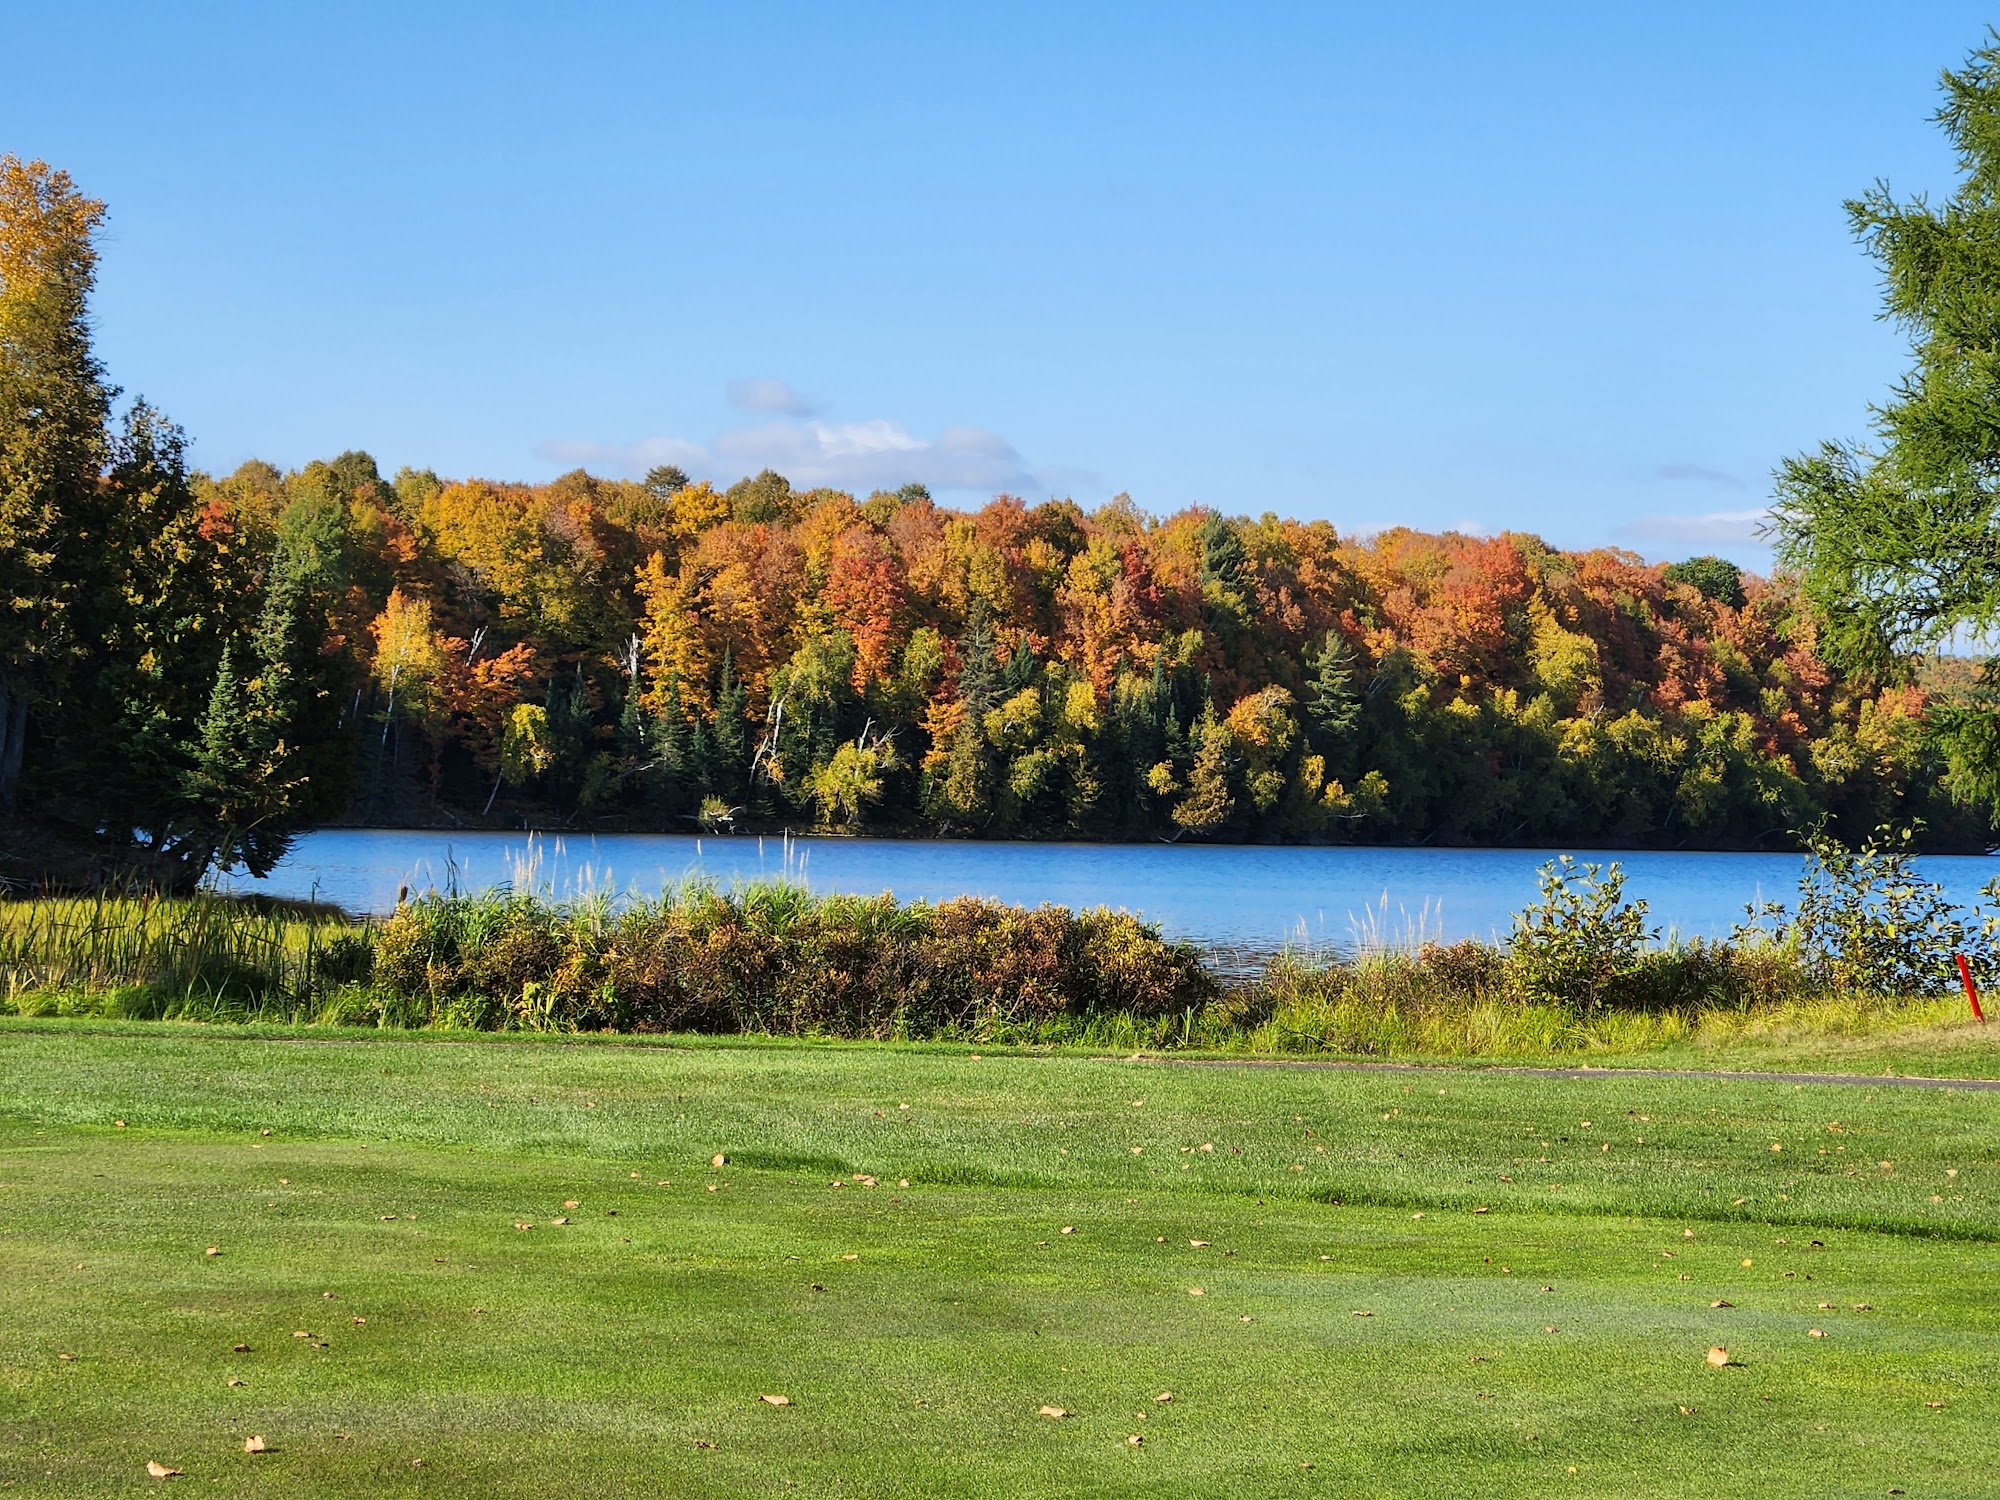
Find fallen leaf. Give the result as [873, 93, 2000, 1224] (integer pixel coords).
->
[242, 1436, 266, 1454]
[1127, 1434, 1143, 1445]
[712, 1154, 728, 1168]
[1154, 1391, 1173, 1403]
[292, 1331, 310, 1340]
[1926, 1401, 1946, 1409]
[1188, 1287, 1205, 1297]
[563, 1199, 579, 1209]
[1038, 1405, 1068, 1419]
[693, 1438, 718, 1449]
[1706, 1347, 1730, 1367]
[205, 1247, 220, 1258]
[226, 1378, 244, 1387]
[115, 1120, 126, 1129]
[1711, 1300, 1734, 1309]
[1853, 1303, 1873, 1311]
[1350, 1309, 1373, 1317]
[552, 1217, 570, 1225]
[1060, 1226, 1074, 1235]
[1808, 1328, 1827, 1338]
[146, 1461, 180, 1478]
[1189, 1239, 1210, 1247]
[232, 1343, 250, 1353]
[1678, 1405, 1695, 1416]
[761, 1394, 790, 1407]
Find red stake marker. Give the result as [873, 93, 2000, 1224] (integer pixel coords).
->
[1956, 953, 1986, 1023]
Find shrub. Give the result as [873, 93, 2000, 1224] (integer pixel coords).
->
[1506, 857, 1656, 1012]
[1739, 820, 2000, 994]
[365, 884, 1214, 1039]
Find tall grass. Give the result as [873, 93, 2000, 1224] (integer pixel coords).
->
[0, 889, 368, 1019]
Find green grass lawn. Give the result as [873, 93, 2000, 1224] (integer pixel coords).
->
[3, 1020, 1999, 1496]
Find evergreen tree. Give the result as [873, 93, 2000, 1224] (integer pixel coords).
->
[709, 648, 749, 807]
[933, 606, 1001, 825]
[1772, 36, 2000, 812]
[0, 156, 112, 811]
[1304, 632, 1362, 748]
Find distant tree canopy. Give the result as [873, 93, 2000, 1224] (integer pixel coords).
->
[2, 150, 1993, 891]
[1661, 556, 1744, 610]
[1772, 34, 2000, 817]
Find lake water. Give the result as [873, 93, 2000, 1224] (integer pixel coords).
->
[225, 830, 2000, 961]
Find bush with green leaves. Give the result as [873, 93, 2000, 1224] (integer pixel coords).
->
[1738, 821, 2000, 994]
[1505, 856, 1658, 1013]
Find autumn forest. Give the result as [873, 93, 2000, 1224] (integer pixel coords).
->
[1, 155, 1980, 889]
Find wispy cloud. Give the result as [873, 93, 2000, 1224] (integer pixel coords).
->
[1657, 462, 1747, 491]
[544, 408, 1045, 495]
[1618, 507, 1771, 546]
[725, 377, 821, 417]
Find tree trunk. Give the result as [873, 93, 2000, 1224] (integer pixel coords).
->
[0, 673, 26, 812]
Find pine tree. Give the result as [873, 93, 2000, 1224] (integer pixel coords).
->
[1305, 632, 1362, 745]
[709, 648, 749, 807]
[0, 156, 112, 811]
[934, 606, 1001, 824]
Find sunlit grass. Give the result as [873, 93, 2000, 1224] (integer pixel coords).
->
[3, 1029, 1999, 1497]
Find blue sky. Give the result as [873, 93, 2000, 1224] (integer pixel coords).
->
[4, 3, 1991, 568]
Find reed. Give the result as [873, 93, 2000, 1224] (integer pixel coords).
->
[0, 888, 367, 1019]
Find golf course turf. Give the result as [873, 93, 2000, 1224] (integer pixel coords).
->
[3, 1021, 1998, 1496]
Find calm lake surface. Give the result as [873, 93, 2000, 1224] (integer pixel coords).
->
[226, 830, 2000, 961]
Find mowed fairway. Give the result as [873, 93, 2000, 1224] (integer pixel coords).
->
[2, 1024, 1999, 1497]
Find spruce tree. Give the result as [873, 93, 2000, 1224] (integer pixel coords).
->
[0, 156, 112, 811]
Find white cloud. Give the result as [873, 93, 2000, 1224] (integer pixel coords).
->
[1618, 507, 1772, 546]
[1657, 462, 1746, 491]
[726, 377, 821, 417]
[543, 416, 1043, 496]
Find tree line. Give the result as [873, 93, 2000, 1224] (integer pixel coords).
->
[1, 148, 1991, 890]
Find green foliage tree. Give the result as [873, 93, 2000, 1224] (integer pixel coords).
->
[1661, 555, 1745, 608]
[1171, 699, 1235, 836]
[1771, 35, 2000, 812]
